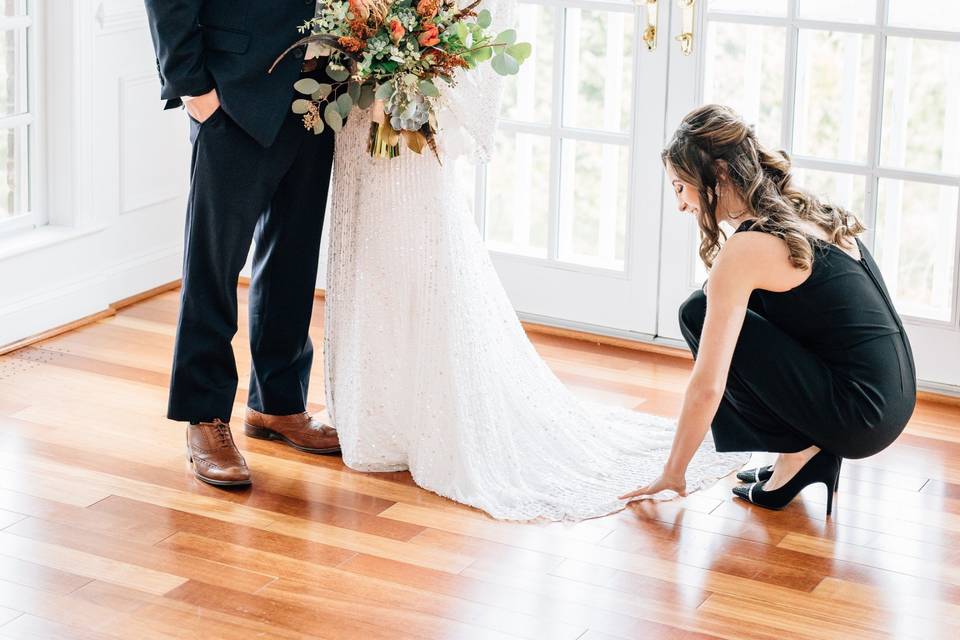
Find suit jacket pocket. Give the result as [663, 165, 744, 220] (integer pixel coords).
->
[201, 26, 251, 54]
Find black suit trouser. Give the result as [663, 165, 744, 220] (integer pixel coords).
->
[167, 104, 335, 423]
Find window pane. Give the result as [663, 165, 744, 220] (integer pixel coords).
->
[792, 168, 867, 215]
[557, 140, 629, 269]
[708, 0, 787, 16]
[500, 4, 554, 125]
[1, 1, 27, 17]
[875, 179, 959, 321]
[881, 37, 960, 176]
[485, 130, 550, 258]
[793, 30, 873, 163]
[703, 22, 786, 148]
[888, 1, 960, 32]
[562, 9, 633, 133]
[798, 0, 876, 24]
[0, 126, 26, 219]
[0, 27, 27, 117]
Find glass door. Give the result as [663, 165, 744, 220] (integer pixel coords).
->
[470, 0, 670, 335]
[659, 0, 960, 388]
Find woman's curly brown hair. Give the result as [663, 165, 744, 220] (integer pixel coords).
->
[662, 104, 866, 270]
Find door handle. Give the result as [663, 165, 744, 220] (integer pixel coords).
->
[675, 0, 696, 55]
[642, 0, 658, 52]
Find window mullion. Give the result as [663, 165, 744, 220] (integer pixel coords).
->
[863, 0, 890, 249]
[780, 0, 799, 152]
[547, 4, 566, 262]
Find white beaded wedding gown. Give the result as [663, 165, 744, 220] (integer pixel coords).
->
[323, 1, 747, 521]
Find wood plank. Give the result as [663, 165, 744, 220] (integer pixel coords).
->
[0, 531, 186, 596]
[0, 283, 958, 639]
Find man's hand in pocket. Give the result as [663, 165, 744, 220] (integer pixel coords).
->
[183, 89, 221, 123]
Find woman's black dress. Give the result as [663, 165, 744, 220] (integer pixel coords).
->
[679, 220, 916, 459]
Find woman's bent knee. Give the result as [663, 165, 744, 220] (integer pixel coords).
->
[679, 289, 707, 331]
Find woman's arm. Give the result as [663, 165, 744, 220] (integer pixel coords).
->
[620, 233, 792, 500]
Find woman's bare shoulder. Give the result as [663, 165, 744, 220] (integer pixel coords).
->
[715, 231, 810, 293]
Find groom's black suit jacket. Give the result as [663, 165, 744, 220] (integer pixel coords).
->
[144, 0, 316, 147]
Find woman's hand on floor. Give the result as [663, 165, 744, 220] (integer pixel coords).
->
[619, 469, 687, 501]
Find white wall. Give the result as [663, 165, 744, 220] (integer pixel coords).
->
[0, 0, 180, 345]
[0, 0, 330, 348]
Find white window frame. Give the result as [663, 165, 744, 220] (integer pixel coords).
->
[0, 0, 43, 236]
[700, 0, 960, 328]
[474, 0, 641, 274]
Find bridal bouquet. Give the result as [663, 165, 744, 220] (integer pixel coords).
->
[271, 0, 530, 161]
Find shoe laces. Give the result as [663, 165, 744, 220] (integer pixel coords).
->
[211, 419, 232, 447]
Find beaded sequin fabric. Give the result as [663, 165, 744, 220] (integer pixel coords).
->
[323, 0, 748, 521]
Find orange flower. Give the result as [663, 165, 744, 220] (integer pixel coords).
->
[349, 0, 371, 21]
[388, 18, 406, 44]
[418, 22, 440, 47]
[338, 36, 366, 52]
[416, 0, 441, 19]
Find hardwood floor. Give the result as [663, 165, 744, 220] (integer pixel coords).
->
[1, 285, 958, 639]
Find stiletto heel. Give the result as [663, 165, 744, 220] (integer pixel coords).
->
[739, 458, 843, 492]
[732, 450, 841, 516]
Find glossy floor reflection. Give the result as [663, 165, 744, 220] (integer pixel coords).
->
[0, 285, 957, 639]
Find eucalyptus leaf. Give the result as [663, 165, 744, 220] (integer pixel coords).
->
[336, 93, 353, 117]
[491, 51, 519, 75]
[477, 9, 492, 28]
[313, 117, 325, 135]
[473, 46, 493, 63]
[418, 79, 441, 98]
[494, 29, 517, 46]
[375, 82, 395, 101]
[324, 102, 343, 132]
[311, 83, 333, 101]
[455, 22, 469, 44]
[506, 42, 532, 64]
[347, 81, 361, 102]
[325, 62, 351, 82]
[291, 99, 312, 115]
[294, 78, 321, 95]
[358, 83, 376, 109]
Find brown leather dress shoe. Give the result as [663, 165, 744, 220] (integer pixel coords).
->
[244, 408, 341, 454]
[185, 419, 252, 487]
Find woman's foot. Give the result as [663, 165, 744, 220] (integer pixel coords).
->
[739, 456, 842, 491]
[764, 446, 820, 491]
[736, 464, 774, 484]
[732, 449, 841, 515]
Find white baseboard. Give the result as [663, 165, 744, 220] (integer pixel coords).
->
[0, 244, 182, 347]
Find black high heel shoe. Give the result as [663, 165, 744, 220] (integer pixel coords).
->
[738, 458, 842, 491]
[732, 450, 841, 515]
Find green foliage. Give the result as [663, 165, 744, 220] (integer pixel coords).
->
[326, 62, 351, 82]
[324, 101, 343, 132]
[418, 79, 441, 98]
[494, 29, 517, 46]
[491, 52, 519, 75]
[358, 83, 376, 109]
[347, 81, 361, 103]
[291, 99, 312, 115]
[336, 93, 353, 117]
[294, 78, 321, 95]
[312, 84, 333, 101]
